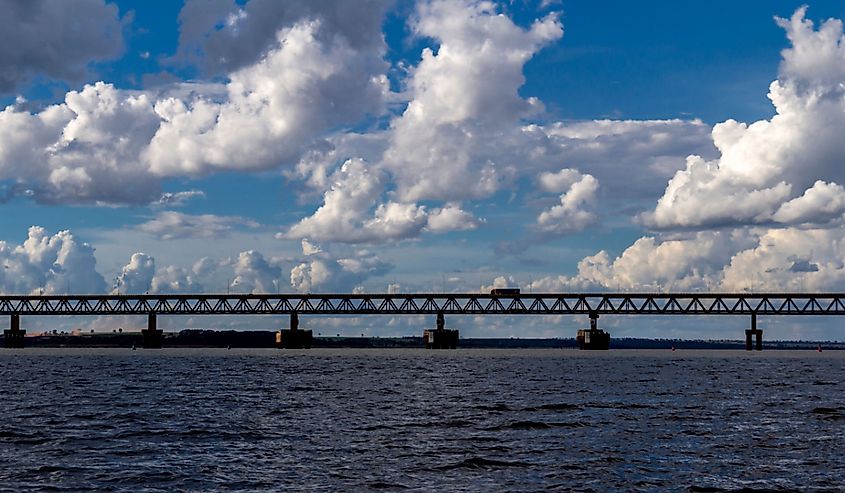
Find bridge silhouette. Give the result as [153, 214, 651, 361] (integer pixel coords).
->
[2, 292, 842, 349]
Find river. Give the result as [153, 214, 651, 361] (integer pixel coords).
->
[0, 348, 842, 491]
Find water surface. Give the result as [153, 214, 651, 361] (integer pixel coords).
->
[0, 349, 843, 492]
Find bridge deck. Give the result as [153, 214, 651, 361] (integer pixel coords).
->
[0, 293, 841, 316]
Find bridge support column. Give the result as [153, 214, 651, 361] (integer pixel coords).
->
[142, 312, 163, 349]
[745, 314, 762, 351]
[276, 313, 312, 349]
[3, 313, 24, 349]
[423, 312, 458, 349]
[577, 311, 610, 350]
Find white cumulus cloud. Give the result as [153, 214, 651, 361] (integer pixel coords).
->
[426, 204, 482, 232]
[383, 0, 563, 202]
[115, 253, 155, 294]
[0, 10, 390, 206]
[146, 18, 389, 177]
[0, 226, 106, 294]
[284, 159, 481, 243]
[0, 82, 162, 205]
[535, 173, 598, 235]
[642, 8, 845, 230]
[290, 240, 391, 292]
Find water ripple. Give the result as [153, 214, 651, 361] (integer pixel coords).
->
[0, 348, 843, 491]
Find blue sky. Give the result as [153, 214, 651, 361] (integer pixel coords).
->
[2, 0, 845, 339]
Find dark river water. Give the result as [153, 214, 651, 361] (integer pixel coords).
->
[0, 348, 843, 492]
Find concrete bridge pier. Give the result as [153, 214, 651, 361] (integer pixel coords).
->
[423, 312, 458, 349]
[745, 314, 762, 351]
[142, 312, 163, 349]
[577, 311, 610, 350]
[3, 313, 25, 349]
[276, 313, 312, 349]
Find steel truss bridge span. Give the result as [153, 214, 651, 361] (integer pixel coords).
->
[0, 293, 843, 316]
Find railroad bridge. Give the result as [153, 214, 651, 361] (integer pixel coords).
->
[2, 292, 842, 350]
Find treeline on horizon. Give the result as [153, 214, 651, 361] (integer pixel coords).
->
[3, 330, 842, 349]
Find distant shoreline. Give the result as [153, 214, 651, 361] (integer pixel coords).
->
[4, 330, 842, 349]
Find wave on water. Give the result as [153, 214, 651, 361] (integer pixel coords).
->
[0, 348, 843, 491]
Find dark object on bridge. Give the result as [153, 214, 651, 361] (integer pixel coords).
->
[577, 312, 610, 350]
[745, 314, 763, 351]
[276, 313, 312, 349]
[3, 313, 24, 349]
[424, 313, 459, 349]
[142, 312, 163, 349]
[490, 288, 520, 296]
